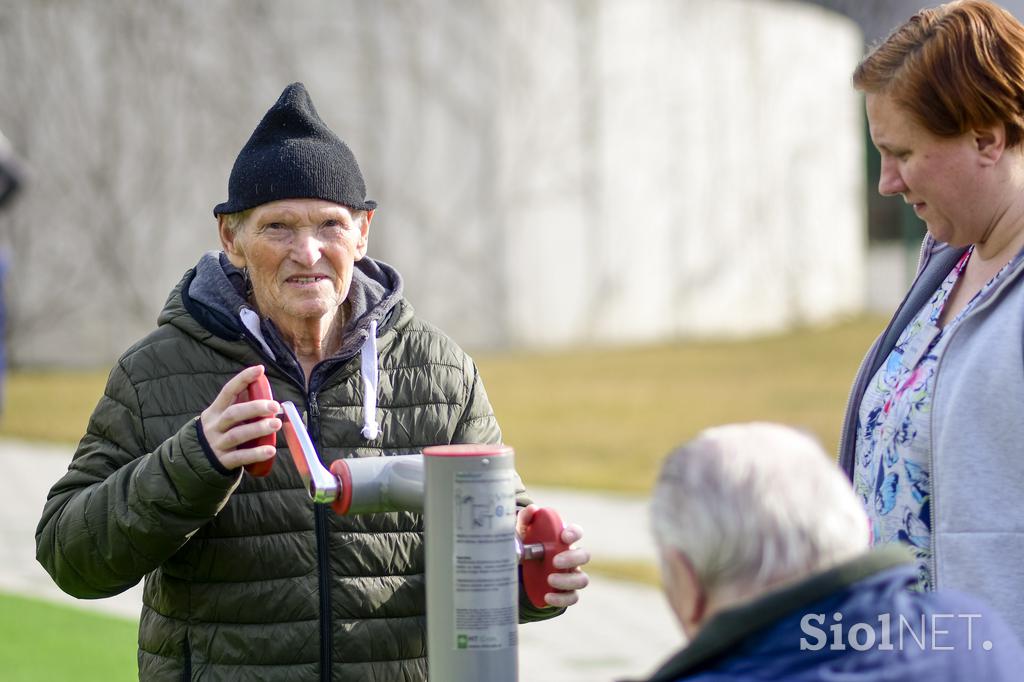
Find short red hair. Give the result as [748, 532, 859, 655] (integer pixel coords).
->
[854, 0, 1024, 146]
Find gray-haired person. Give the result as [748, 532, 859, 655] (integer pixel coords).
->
[633, 423, 1023, 682]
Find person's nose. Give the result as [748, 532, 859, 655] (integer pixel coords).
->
[877, 157, 907, 197]
[291, 229, 324, 267]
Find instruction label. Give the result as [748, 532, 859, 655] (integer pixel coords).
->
[452, 468, 517, 650]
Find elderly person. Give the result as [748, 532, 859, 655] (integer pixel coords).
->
[636, 423, 1021, 682]
[838, 0, 1024, 640]
[35, 82, 589, 680]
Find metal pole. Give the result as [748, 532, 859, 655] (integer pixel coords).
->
[424, 444, 519, 682]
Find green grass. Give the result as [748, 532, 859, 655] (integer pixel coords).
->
[0, 370, 109, 444]
[0, 592, 137, 681]
[0, 315, 887, 492]
[586, 559, 664, 588]
[476, 315, 885, 492]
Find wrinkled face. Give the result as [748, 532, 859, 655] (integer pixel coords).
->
[220, 199, 371, 326]
[866, 93, 989, 247]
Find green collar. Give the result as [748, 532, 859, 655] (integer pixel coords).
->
[636, 545, 913, 682]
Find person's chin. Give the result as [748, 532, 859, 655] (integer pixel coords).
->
[924, 222, 955, 245]
[276, 298, 331, 321]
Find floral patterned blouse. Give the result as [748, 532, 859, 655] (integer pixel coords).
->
[853, 246, 1014, 589]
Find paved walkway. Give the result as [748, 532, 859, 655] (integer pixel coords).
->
[0, 439, 682, 682]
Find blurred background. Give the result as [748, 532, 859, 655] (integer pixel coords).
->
[0, 0, 882, 365]
[2, 1, 1022, 680]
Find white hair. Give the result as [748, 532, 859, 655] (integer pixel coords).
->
[650, 422, 869, 599]
[221, 208, 253, 237]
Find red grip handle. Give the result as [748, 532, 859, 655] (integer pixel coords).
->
[235, 372, 277, 477]
[521, 507, 572, 609]
[329, 459, 353, 516]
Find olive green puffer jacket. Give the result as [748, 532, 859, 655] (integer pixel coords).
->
[36, 254, 558, 681]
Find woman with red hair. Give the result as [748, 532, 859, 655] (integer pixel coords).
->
[840, 0, 1024, 641]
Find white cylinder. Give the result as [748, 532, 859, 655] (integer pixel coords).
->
[424, 444, 519, 682]
[342, 454, 425, 515]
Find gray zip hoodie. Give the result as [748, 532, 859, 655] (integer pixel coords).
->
[839, 235, 1024, 640]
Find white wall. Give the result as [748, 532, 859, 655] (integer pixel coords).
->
[492, 0, 865, 345]
[0, 0, 864, 365]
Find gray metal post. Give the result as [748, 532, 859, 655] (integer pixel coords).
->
[424, 444, 519, 682]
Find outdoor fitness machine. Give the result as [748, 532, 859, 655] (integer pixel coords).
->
[239, 376, 571, 681]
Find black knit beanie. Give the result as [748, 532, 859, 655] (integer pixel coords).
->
[213, 82, 376, 215]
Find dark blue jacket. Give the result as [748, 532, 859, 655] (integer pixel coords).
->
[633, 546, 1023, 681]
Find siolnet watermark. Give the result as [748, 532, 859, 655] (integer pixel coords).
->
[800, 612, 994, 652]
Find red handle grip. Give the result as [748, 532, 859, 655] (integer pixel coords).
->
[234, 372, 277, 477]
[329, 459, 353, 516]
[521, 507, 572, 609]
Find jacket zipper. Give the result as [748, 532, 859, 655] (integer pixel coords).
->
[239, 320, 361, 679]
[308, 394, 333, 682]
[182, 635, 192, 681]
[924, 256, 1024, 589]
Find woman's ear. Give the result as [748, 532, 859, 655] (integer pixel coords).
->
[218, 214, 247, 268]
[975, 123, 1007, 166]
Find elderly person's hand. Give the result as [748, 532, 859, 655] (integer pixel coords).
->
[200, 365, 282, 471]
[517, 504, 591, 608]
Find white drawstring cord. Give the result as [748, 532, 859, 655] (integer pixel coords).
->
[360, 320, 381, 440]
[239, 307, 276, 360]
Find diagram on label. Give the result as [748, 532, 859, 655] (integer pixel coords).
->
[452, 469, 517, 650]
[456, 491, 511, 531]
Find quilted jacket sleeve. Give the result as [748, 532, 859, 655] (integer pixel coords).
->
[35, 359, 241, 599]
[450, 356, 501, 446]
